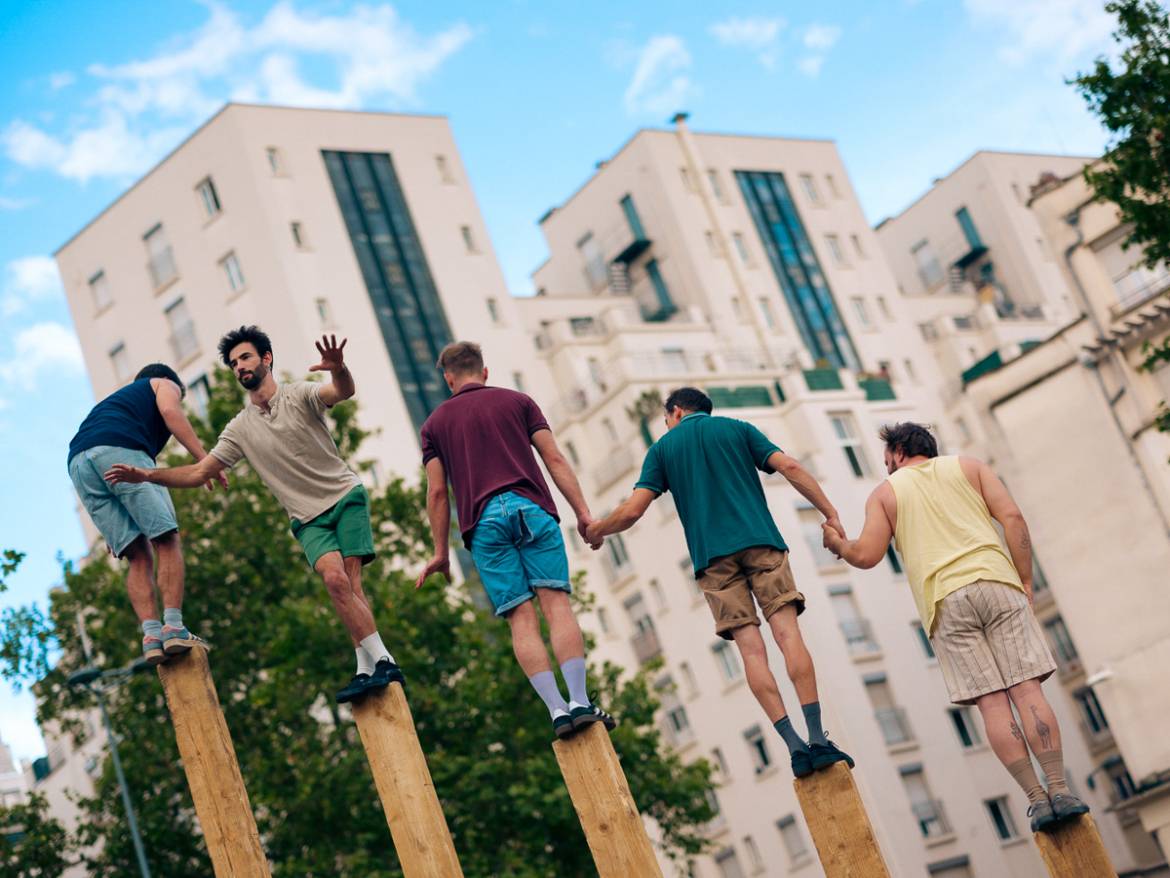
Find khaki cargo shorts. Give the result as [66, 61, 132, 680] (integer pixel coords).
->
[698, 547, 805, 640]
[931, 580, 1056, 705]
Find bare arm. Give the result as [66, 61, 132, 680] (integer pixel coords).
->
[970, 457, 1034, 600]
[822, 484, 895, 569]
[530, 429, 595, 539]
[767, 451, 844, 537]
[312, 335, 355, 407]
[105, 454, 226, 489]
[416, 457, 452, 588]
[586, 489, 657, 543]
[154, 379, 207, 459]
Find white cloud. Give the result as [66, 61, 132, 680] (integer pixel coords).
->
[709, 16, 786, 68]
[964, 0, 1114, 65]
[3, 2, 473, 182]
[0, 195, 33, 211]
[48, 71, 75, 90]
[1, 256, 63, 317]
[797, 23, 842, 77]
[0, 322, 84, 391]
[624, 35, 695, 117]
[797, 56, 827, 77]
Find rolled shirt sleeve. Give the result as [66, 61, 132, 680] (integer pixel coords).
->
[420, 423, 438, 465]
[744, 422, 782, 472]
[523, 395, 551, 437]
[209, 420, 244, 469]
[634, 445, 667, 495]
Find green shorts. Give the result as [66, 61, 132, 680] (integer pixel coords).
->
[290, 484, 376, 569]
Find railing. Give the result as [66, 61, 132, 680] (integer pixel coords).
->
[631, 627, 663, 665]
[840, 618, 880, 656]
[875, 707, 914, 746]
[169, 323, 199, 362]
[148, 246, 178, 289]
[911, 798, 952, 839]
[1112, 263, 1170, 315]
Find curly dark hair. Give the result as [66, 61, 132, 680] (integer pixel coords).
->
[134, 363, 185, 397]
[664, 387, 713, 415]
[217, 325, 273, 366]
[879, 422, 938, 459]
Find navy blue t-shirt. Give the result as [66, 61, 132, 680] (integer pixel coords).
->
[68, 378, 172, 463]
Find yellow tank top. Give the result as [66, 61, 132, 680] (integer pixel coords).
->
[888, 456, 1023, 633]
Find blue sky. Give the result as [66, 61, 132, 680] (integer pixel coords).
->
[0, 0, 1118, 761]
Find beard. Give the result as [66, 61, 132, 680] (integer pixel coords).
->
[237, 363, 267, 390]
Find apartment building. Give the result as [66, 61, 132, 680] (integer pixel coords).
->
[518, 117, 1134, 877]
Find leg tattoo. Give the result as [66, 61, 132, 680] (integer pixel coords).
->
[1030, 705, 1053, 750]
[1010, 721, 1024, 743]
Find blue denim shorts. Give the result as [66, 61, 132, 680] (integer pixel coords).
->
[470, 492, 571, 616]
[68, 446, 179, 558]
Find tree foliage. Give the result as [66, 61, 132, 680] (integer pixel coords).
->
[0, 793, 73, 878]
[3, 368, 714, 876]
[1073, 0, 1170, 269]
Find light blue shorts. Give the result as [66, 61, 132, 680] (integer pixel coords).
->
[68, 446, 178, 558]
[469, 491, 571, 616]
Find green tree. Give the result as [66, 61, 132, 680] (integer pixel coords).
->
[3, 369, 714, 876]
[0, 793, 73, 878]
[1073, 0, 1170, 269]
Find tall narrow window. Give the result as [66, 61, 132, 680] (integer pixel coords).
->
[799, 173, 821, 204]
[799, 507, 842, 567]
[705, 230, 722, 257]
[886, 545, 903, 574]
[913, 621, 935, 658]
[1074, 687, 1109, 735]
[777, 815, 808, 862]
[642, 259, 677, 321]
[829, 413, 872, 477]
[435, 154, 454, 183]
[901, 766, 951, 839]
[680, 167, 696, 191]
[714, 847, 746, 878]
[187, 375, 211, 420]
[955, 206, 983, 249]
[679, 661, 699, 697]
[949, 706, 982, 748]
[707, 169, 726, 202]
[512, 371, 525, 392]
[731, 231, 752, 265]
[577, 232, 607, 289]
[290, 221, 307, 249]
[88, 270, 112, 310]
[830, 587, 879, 655]
[864, 675, 913, 745]
[109, 342, 131, 383]
[985, 797, 1020, 841]
[877, 295, 892, 320]
[220, 251, 245, 294]
[196, 177, 221, 219]
[486, 297, 500, 323]
[851, 233, 865, 259]
[266, 147, 284, 174]
[315, 297, 333, 328]
[1044, 616, 1079, 664]
[712, 641, 742, 682]
[825, 234, 848, 267]
[743, 725, 772, 773]
[850, 297, 873, 328]
[165, 298, 199, 362]
[912, 239, 944, 289]
[460, 225, 478, 253]
[144, 224, 178, 289]
[825, 173, 841, 198]
[743, 836, 763, 873]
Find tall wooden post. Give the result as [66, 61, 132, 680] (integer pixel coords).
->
[1034, 814, 1118, 878]
[157, 645, 271, 877]
[552, 723, 663, 878]
[351, 682, 464, 878]
[793, 763, 892, 878]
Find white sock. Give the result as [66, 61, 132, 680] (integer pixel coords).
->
[569, 700, 590, 711]
[355, 648, 374, 676]
[360, 632, 393, 665]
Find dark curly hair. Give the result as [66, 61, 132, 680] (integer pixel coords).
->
[664, 387, 713, 415]
[879, 422, 938, 459]
[217, 325, 273, 367]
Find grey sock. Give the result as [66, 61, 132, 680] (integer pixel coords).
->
[561, 657, 589, 707]
[803, 701, 827, 746]
[528, 671, 570, 718]
[163, 607, 183, 629]
[142, 619, 162, 640]
[774, 716, 810, 756]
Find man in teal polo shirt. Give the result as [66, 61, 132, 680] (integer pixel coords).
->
[587, 387, 853, 776]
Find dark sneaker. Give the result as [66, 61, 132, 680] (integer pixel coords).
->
[142, 636, 165, 666]
[1050, 793, 1090, 822]
[336, 674, 371, 704]
[161, 624, 201, 656]
[366, 658, 405, 691]
[791, 749, 814, 778]
[809, 736, 855, 771]
[570, 703, 617, 732]
[553, 713, 575, 740]
[1029, 798, 1058, 832]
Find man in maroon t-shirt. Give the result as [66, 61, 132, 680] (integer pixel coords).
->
[416, 341, 616, 739]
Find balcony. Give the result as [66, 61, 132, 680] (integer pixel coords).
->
[804, 368, 844, 391]
[631, 627, 663, 665]
[859, 377, 896, 401]
[875, 707, 915, 746]
[912, 799, 953, 839]
[169, 322, 199, 363]
[840, 618, 880, 657]
[1111, 263, 1170, 316]
[148, 246, 178, 289]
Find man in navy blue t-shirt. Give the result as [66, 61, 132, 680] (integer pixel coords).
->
[67, 363, 225, 664]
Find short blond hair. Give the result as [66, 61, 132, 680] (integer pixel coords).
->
[436, 341, 484, 375]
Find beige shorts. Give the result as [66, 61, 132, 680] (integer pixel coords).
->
[930, 580, 1056, 705]
[698, 547, 805, 640]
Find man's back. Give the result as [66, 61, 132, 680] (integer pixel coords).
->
[69, 378, 170, 464]
[420, 383, 558, 543]
[636, 412, 787, 575]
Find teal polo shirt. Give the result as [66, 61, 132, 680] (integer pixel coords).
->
[635, 412, 788, 576]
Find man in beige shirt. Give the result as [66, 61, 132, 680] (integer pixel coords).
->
[107, 325, 400, 704]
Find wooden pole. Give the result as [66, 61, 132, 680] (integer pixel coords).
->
[157, 645, 271, 877]
[552, 723, 663, 878]
[351, 682, 464, 878]
[793, 763, 892, 878]
[1034, 814, 1118, 878]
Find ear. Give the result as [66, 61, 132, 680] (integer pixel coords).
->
[482, 367, 489, 383]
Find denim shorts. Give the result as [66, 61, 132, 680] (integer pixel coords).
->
[68, 446, 178, 558]
[470, 491, 571, 616]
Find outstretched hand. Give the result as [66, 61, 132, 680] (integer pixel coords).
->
[309, 334, 347, 373]
[415, 554, 451, 589]
[578, 515, 603, 550]
[104, 464, 148, 485]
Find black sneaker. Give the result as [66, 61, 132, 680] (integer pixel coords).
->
[1050, 793, 1090, 822]
[553, 713, 575, 740]
[367, 658, 405, 691]
[570, 703, 617, 732]
[791, 749, 814, 778]
[336, 674, 371, 704]
[1028, 798, 1058, 832]
[809, 736, 855, 771]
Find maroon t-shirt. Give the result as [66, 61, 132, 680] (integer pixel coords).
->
[420, 383, 560, 545]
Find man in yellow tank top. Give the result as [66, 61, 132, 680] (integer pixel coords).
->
[821, 422, 1088, 833]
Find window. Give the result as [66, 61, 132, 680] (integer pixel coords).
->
[144, 224, 177, 288]
[776, 815, 808, 862]
[912, 239, 944, 289]
[1074, 687, 1109, 735]
[565, 440, 580, 466]
[435, 154, 454, 183]
[731, 231, 752, 265]
[799, 507, 841, 568]
[290, 221, 307, 249]
[825, 174, 841, 198]
[731, 297, 745, 321]
[88, 270, 112, 310]
[985, 797, 1020, 841]
[486, 297, 500, 323]
[265, 147, 283, 174]
[901, 766, 951, 838]
[886, 545, 903, 574]
[196, 176, 221, 219]
[596, 607, 611, 635]
[109, 342, 131, 382]
[601, 417, 619, 443]
[829, 413, 872, 477]
[903, 358, 919, 383]
[587, 356, 605, 388]
[315, 297, 333, 328]
[512, 371, 525, 393]
[876, 296, 892, 320]
[850, 233, 865, 259]
[714, 847, 746, 878]
[831, 587, 879, 655]
[606, 532, 632, 575]
[758, 298, 777, 330]
[578, 233, 607, 289]
[648, 578, 667, 611]
[460, 225, 478, 253]
[927, 856, 974, 878]
[949, 706, 982, 748]
[799, 173, 821, 204]
[918, 322, 939, 342]
[187, 375, 211, 420]
[569, 316, 598, 336]
[913, 621, 935, 658]
[712, 641, 742, 682]
[826, 234, 848, 267]
[1044, 616, 1079, 665]
[707, 169, 727, 202]
[679, 661, 698, 697]
[620, 194, 647, 240]
[850, 297, 873, 328]
[165, 298, 198, 362]
[1105, 756, 1137, 802]
[661, 346, 688, 373]
[643, 259, 677, 320]
[710, 746, 729, 778]
[742, 835, 763, 872]
[657, 676, 693, 745]
[220, 251, 245, 294]
[705, 230, 722, 257]
[680, 166, 696, 191]
[744, 725, 772, 773]
[864, 674, 913, 745]
[955, 206, 983, 249]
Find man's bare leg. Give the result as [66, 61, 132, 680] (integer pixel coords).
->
[767, 605, 818, 703]
[731, 624, 786, 722]
[122, 536, 158, 624]
[975, 689, 1049, 815]
[152, 531, 184, 612]
[315, 551, 377, 645]
[534, 588, 595, 712]
[1007, 678, 1082, 815]
[339, 555, 393, 671]
[508, 599, 569, 719]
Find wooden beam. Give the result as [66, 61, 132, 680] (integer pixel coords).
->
[552, 723, 663, 878]
[157, 645, 270, 877]
[351, 682, 464, 877]
[793, 763, 891, 878]
[1034, 814, 1118, 878]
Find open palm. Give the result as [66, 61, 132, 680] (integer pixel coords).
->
[309, 334, 347, 373]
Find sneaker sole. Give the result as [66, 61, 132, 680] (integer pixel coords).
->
[1053, 806, 1090, 823]
[812, 755, 854, 771]
[163, 639, 198, 655]
[554, 724, 577, 740]
[144, 648, 166, 665]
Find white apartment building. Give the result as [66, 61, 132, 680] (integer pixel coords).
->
[518, 117, 1140, 877]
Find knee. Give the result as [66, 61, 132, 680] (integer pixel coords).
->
[322, 569, 352, 598]
[151, 530, 180, 550]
